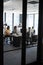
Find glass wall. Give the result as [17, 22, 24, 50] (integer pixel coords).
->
[3, 1, 22, 65]
[3, 12, 39, 65]
[26, 13, 39, 64]
[3, 0, 40, 65]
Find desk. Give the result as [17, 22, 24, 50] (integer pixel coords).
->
[12, 33, 22, 47]
[3, 33, 22, 47]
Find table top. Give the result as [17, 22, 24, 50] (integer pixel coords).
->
[3, 33, 22, 37]
[3, 33, 38, 38]
[12, 33, 22, 37]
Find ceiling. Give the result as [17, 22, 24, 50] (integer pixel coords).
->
[4, 0, 10, 2]
[3, 0, 39, 13]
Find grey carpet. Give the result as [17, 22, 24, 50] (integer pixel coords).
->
[4, 44, 21, 52]
[4, 47, 37, 65]
[4, 43, 37, 52]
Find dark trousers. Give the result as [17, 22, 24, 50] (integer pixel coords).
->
[13, 37, 20, 47]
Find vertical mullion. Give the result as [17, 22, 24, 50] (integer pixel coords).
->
[37, 0, 43, 64]
[21, 0, 27, 65]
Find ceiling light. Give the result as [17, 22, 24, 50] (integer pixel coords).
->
[27, 1, 39, 4]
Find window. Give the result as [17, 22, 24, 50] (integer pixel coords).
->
[27, 14, 33, 29]
[14, 13, 19, 26]
[6, 12, 12, 33]
[3, 12, 6, 24]
[20, 14, 22, 24]
[34, 14, 38, 35]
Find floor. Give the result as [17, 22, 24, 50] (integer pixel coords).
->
[4, 46, 37, 65]
[4, 42, 37, 52]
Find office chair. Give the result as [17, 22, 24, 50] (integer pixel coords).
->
[31, 35, 38, 45]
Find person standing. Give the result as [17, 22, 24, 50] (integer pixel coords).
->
[31, 26, 34, 35]
[28, 27, 32, 44]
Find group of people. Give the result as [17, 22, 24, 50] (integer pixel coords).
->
[27, 26, 35, 38]
[3, 24, 35, 45]
[3, 25, 20, 44]
[3, 25, 18, 36]
[3, 24, 35, 37]
[12, 26, 20, 35]
[26, 27, 35, 45]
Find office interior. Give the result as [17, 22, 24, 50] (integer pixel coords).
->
[3, 0, 43, 65]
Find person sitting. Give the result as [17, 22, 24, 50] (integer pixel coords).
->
[5, 26, 10, 35]
[32, 30, 35, 36]
[12, 26, 19, 35]
[5, 26, 10, 44]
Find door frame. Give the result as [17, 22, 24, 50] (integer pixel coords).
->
[21, 0, 43, 65]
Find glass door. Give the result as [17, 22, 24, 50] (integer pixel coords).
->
[25, 0, 39, 64]
[3, 0, 23, 65]
[3, 0, 43, 65]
